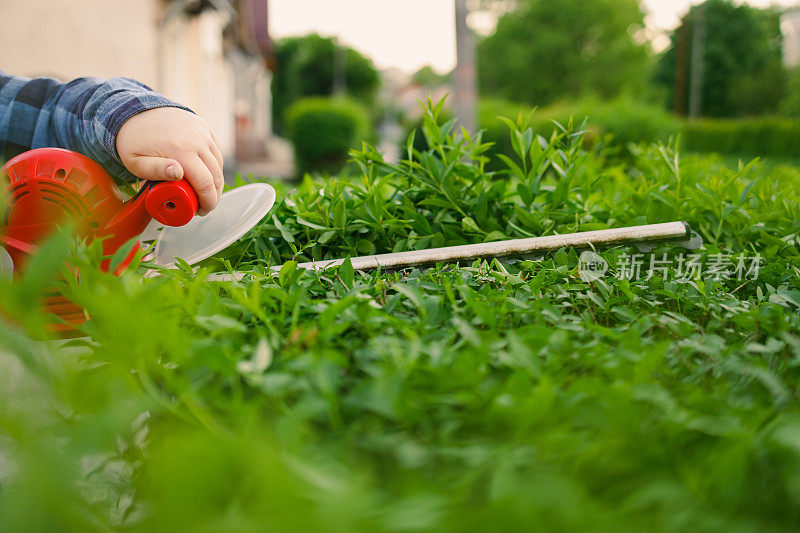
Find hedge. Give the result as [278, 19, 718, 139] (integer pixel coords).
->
[286, 97, 370, 175]
[480, 97, 679, 152]
[681, 118, 800, 157]
[404, 97, 800, 168]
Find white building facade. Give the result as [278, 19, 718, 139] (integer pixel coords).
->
[0, 0, 273, 169]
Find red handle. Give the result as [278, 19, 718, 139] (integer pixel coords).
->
[144, 179, 199, 226]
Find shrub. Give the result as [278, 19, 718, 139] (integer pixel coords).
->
[251, 100, 800, 265]
[564, 96, 680, 146]
[485, 98, 800, 158]
[271, 34, 379, 134]
[286, 97, 370, 175]
[480, 97, 679, 169]
[403, 96, 800, 166]
[478, 99, 550, 170]
[681, 117, 800, 157]
[403, 99, 551, 169]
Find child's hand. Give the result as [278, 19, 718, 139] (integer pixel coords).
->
[116, 107, 224, 215]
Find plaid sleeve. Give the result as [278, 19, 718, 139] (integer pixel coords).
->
[0, 72, 192, 182]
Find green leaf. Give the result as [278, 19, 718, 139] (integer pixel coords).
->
[195, 314, 246, 334]
[339, 257, 354, 289]
[318, 230, 337, 244]
[297, 217, 329, 230]
[497, 153, 525, 180]
[279, 260, 298, 287]
[356, 239, 374, 254]
[514, 206, 543, 232]
[108, 236, 141, 274]
[237, 337, 272, 374]
[461, 217, 482, 233]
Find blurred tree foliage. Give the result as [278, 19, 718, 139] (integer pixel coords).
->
[412, 65, 451, 88]
[655, 0, 785, 117]
[779, 65, 800, 117]
[476, 0, 650, 106]
[271, 34, 380, 134]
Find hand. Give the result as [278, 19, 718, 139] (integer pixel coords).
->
[116, 107, 224, 215]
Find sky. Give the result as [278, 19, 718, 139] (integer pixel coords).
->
[268, 0, 798, 74]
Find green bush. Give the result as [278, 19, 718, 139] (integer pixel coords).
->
[402, 99, 550, 168]
[478, 99, 548, 169]
[681, 117, 800, 157]
[406, 98, 800, 164]
[565, 96, 680, 146]
[286, 97, 370, 175]
[479, 97, 679, 169]
[3, 100, 800, 530]
[271, 34, 380, 134]
[479, 98, 800, 159]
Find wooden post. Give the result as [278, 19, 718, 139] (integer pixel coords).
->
[454, 0, 477, 133]
[688, 4, 705, 118]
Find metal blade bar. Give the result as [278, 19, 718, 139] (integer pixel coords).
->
[206, 221, 693, 282]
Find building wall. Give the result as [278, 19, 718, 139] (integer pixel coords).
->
[230, 48, 272, 160]
[159, 9, 237, 161]
[0, 0, 240, 162]
[0, 0, 160, 85]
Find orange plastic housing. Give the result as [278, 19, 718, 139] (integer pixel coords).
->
[1, 148, 198, 334]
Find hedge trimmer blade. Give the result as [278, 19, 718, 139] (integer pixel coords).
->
[207, 221, 702, 281]
[0, 246, 12, 280]
[151, 183, 276, 268]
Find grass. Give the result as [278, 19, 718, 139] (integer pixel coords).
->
[1, 100, 799, 531]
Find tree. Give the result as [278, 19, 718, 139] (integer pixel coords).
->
[271, 34, 380, 134]
[655, 0, 785, 118]
[476, 0, 650, 106]
[779, 66, 800, 117]
[412, 65, 451, 88]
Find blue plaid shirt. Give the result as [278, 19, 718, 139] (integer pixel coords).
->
[0, 72, 190, 182]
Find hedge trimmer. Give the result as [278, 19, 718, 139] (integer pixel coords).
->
[206, 220, 700, 282]
[1, 148, 700, 333]
[0, 148, 274, 333]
